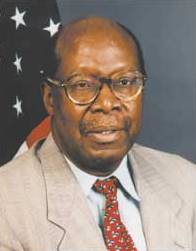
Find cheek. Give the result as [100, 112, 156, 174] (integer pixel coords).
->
[53, 94, 85, 139]
[124, 95, 143, 133]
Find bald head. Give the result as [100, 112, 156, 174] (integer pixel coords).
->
[54, 16, 144, 77]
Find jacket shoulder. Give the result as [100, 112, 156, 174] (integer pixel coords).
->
[0, 140, 44, 195]
[131, 144, 196, 199]
[0, 138, 44, 171]
[132, 143, 196, 169]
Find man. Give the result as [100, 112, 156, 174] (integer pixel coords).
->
[0, 16, 196, 251]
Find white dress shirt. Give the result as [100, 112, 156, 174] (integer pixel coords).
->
[65, 155, 147, 251]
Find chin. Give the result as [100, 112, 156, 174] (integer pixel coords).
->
[87, 134, 134, 159]
[87, 146, 128, 166]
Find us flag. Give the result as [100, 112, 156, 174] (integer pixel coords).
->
[0, 0, 60, 165]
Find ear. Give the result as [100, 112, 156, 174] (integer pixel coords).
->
[41, 83, 54, 116]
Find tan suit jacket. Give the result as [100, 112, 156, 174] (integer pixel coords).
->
[0, 134, 196, 251]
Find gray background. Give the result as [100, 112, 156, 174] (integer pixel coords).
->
[56, 0, 196, 163]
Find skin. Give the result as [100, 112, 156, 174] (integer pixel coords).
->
[43, 17, 143, 176]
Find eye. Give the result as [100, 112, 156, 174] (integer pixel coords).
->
[118, 77, 137, 86]
[74, 81, 91, 89]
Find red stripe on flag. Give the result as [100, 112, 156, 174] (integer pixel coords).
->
[26, 116, 50, 148]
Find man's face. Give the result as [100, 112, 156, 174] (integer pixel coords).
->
[45, 31, 143, 176]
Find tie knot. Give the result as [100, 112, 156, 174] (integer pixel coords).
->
[93, 176, 118, 197]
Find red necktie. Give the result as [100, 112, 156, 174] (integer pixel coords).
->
[94, 176, 138, 251]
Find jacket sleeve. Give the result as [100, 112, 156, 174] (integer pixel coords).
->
[0, 206, 24, 251]
[192, 197, 196, 250]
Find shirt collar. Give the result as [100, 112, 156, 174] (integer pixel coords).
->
[65, 155, 140, 202]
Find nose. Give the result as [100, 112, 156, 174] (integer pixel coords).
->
[90, 84, 121, 114]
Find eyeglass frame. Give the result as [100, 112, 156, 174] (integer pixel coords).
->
[45, 70, 147, 105]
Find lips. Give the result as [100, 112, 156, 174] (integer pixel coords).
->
[83, 128, 125, 143]
[82, 125, 124, 134]
[80, 117, 130, 144]
[96, 130, 116, 135]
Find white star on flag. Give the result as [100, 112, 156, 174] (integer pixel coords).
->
[13, 53, 22, 74]
[43, 18, 61, 37]
[12, 96, 23, 117]
[10, 7, 26, 30]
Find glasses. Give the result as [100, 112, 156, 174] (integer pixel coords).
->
[45, 71, 146, 105]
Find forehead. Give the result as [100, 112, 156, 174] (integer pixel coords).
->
[56, 25, 140, 77]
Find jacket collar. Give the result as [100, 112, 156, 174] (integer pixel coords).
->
[38, 134, 107, 251]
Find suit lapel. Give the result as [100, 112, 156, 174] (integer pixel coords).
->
[38, 134, 107, 251]
[128, 144, 190, 250]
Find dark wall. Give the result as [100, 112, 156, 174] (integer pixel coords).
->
[57, 0, 196, 163]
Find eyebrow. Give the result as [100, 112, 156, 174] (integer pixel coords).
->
[111, 67, 139, 76]
[66, 73, 82, 82]
[66, 73, 97, 82]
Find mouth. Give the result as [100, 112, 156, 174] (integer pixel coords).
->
[83, 128, 125, 143]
